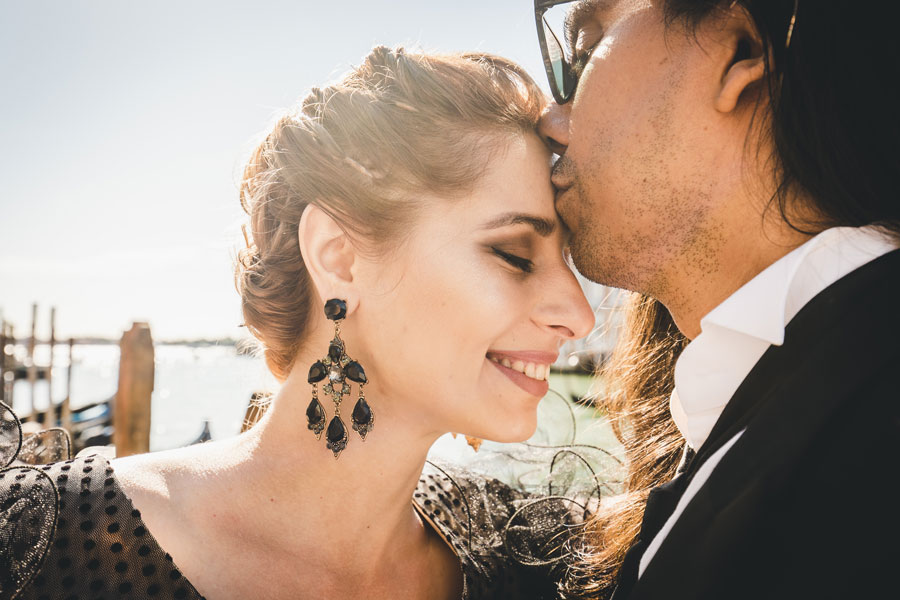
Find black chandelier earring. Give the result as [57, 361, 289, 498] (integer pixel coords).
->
[305, 299, 374, 459]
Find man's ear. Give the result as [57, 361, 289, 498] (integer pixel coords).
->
[713, 10, 767, 114]
[298, 204, 359, 315]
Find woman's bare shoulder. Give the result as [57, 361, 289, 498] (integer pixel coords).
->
[111, 438, 238, 521]
[113, 445, 193, 500]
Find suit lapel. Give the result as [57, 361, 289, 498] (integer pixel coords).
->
[628, 249, 900, 598]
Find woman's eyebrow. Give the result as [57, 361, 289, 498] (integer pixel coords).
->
[480, 213, 556, 237]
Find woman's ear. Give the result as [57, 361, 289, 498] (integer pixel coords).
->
[713, 9, 767, 114]
[298, 204, 360, 315]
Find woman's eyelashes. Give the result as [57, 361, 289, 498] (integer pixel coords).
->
[491, 247, 534, 273]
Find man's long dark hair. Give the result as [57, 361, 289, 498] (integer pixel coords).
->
[566, 2, 899, 598]
[670, 0, 900, 237]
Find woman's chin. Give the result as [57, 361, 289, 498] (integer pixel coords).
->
[476, 413, 538, 444]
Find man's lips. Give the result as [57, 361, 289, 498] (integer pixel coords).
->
[549, 156, 577, 232]
[553, 187, 574, 231]
[551, 174, 573, 193]
[554, 186, 571, 204]
[550, 156, 574, 192]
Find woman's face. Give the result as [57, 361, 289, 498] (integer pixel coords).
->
[350, 133, 595, 442]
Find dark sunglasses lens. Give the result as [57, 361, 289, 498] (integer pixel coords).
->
[540, 3, 578, 101]
[542, 16, 570, 100]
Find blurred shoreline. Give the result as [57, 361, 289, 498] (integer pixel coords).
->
[13, 336, 244, 348]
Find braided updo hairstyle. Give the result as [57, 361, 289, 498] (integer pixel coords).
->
[236, 46, 546, 381]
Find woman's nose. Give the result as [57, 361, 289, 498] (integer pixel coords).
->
[538, 102, 572, 156]
[535, 268, 595, 341]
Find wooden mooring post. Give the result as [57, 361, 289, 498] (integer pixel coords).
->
[114, 322, 154, 457]
[26, 303, 37, 420]
[61, 337, 74, 433]
[42, 307, 56, 429]
[0, 321, 12, 404]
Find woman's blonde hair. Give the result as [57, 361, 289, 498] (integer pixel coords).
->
[235, 46, 546, 381]
[564, 295, 688, 599]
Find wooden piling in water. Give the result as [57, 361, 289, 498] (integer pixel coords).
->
[1, 323, 14, 407]
[114, 322, 154, 457]
[61, 337, 74, 433]
[43, 307, 56, 429]
[26, 303, 37, 420]
[0, 321, 7, 404]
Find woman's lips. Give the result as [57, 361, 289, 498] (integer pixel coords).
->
[487, 350, 558, 365]
[488, 359, 551, 397]
[486, 350, 557, 397]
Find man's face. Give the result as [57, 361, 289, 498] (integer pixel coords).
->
[542, 0, 741, 304]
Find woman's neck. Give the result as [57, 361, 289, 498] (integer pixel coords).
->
[216, 369, 443, 576]
[115, 361, 461, 599]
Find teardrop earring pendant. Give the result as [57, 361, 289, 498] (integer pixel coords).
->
[305, 299, 373, 459]
[351, 384, 374, 440]
[306, 384, 325, 440]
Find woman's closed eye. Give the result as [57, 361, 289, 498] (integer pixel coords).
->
[492, 247, 534, 273]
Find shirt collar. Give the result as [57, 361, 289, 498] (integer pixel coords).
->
[671, 226, 899, 449]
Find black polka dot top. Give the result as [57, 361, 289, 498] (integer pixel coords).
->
[1, 454, 203, 600]
[1, 452, 570, 600]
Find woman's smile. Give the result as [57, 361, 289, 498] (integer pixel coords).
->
[486, 350, 557, 397]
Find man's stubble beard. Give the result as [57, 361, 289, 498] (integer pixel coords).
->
[560, 155, 716, 307]
[561, 162, 648, 293]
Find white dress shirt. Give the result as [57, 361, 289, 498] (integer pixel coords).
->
[638, 226, 899, 577]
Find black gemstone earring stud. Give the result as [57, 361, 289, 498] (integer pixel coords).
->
[306, 298, 373, 459]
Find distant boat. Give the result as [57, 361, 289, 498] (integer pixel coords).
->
[32, 400, 214, 454]
[29, 398, 114, 452]
[10, 363, 51, 381]
[189, 420, 212, 445]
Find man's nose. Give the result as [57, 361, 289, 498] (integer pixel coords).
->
[538, 102, 571, 156]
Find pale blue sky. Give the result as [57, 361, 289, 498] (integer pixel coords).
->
[0, 0, 552, 341]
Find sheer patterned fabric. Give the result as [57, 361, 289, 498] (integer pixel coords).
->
[1, 399, 619, 599]
[1, 402, 202, 600]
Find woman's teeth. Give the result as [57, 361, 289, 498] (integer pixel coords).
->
[488, 356, 550, 381]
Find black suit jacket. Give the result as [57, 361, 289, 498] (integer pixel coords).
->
[625, 248, 900, 600]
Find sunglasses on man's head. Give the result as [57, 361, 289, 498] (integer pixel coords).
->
[534, 0, 801, 106]
[534, 0, 582, 105]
